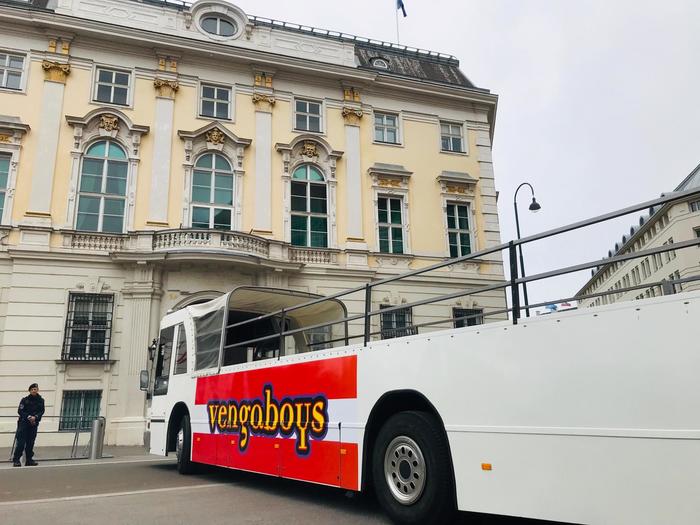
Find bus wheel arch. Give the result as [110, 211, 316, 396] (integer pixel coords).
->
[361, 390, 456, 503]
[166, 402, 190, 455]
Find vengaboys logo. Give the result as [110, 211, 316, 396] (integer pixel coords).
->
[207, 385, 329, 455]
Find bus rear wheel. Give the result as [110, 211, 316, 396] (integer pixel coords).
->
[176, 414, 196, 474]
[372, 411, 455, 524]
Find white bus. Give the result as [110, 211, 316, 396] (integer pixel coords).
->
[144, 192, 700, 525]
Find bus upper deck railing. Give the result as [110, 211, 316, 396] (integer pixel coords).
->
[219, 187, 700, 357]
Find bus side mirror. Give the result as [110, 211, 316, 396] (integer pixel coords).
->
[139, 370, 149, 391]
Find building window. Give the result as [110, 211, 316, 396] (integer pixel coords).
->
[689, 200, 700, 213]
[77, 140, 128, 233]
[62, 293, 114, 361]
[446, 202, 472, 257]
[291, 164, 327, 247]
[59, 390, 102, 431]
[0, 52, 24, 90]
[694, 227, 700, 241]
[94, 68, 130, 105]
[295, 99, 321, 132]
[453, 308, 483, 328]
[378, 196, 404, 254]
[380, 305, 417, 339]
[173, 324, 188, 375]
[0, 153, 9, 222]
[305, 325, 332, 351]
[371, 57, 389, 69]
[440, 121, 464, 153]
[201, 16, 237, 37]
[191, 153, 234, 230]
[374, 112, 399, 144]
[200, 84, 231, 120]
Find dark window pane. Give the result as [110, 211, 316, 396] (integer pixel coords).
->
[449, 244, 458, 258]
[310, 232, 327, 248]
[213, 209, 231, 229]
[78, 196, 100, 214]
[308, 116, 320, 132]
[192, 207, 210, 228]
[102, 215, 123, 233]
[296, 100, 306, 112]
[105, 177, 127, 195]
[291, 215, 307, 230]
[215, 155, 231, 170]
[390, 210, 402, 225]
[295, 114, 307, 130]
[378, 226, 389, 241]
[80, 174, 102, 193]
[201, 100, 215, 117]
[76, 212, 99, 232]
[291, 181, 306, 196]
[216, 103, 229, 119]
[86, 142, 106, 157]
[215, 173, 233, 189]
[379, 239, 390, 253]
[309, 198, 327, 214]
[214, 189, 232, 205]
[308, 103, 321, 115]
[96, 84, 111, 102]
[291, 196, 306, 212]
[104, 199, 124, 216]
[82, 158, 104, 176]
[309, 184, 326, 198]
[113, 87, 127, 105]
[196, 155, 212, 169]
[192, 187, 210, 203]
[216, 89, 229, 101]
[202, 86, 215, 99]
[219, 19, 236, 36]
[106, 161, 127, 179]
[310, 216, 327, 233]
[291, 230, 307, 246]
[441, 137, 450, 151]
[201, 17, 218, 34]
[6, 72, 21, 89]
[98, 70, 112, 82]
[114, 72, 129, 86]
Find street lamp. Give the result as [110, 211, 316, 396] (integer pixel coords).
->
[513, 182, 541, 317]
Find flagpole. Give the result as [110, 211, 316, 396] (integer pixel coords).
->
[395, 2, 400, 44]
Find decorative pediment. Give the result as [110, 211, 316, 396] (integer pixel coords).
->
[178, 122, 251, 168]
[65, 109, 149, 157]
[368, 163, 412, 190]
[275, 135, 343, 179]
[437, 170, 477, 196]
[0, 115, 30, 145]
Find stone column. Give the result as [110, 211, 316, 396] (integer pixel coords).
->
[25, 59, 71, 227]
[252, 91, 275, 234]
[147, 78, 179, 227]
[110, 263, 162, 445]
[341, 87, 369, 264]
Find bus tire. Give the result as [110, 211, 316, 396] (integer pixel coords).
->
[372, 411, 455, 525]
[176, 414, 196, 475]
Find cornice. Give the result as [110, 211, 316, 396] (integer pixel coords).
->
[0, 6, 496, 107]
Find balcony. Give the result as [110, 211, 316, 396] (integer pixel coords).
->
[59, 229, 340, 267]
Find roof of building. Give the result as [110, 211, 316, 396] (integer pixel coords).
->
[4, 0, 480, 90]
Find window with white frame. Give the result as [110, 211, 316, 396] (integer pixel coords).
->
[77, 140, 128, 233]
[689, 200, 700, 213]
[453, 307, 483, 327]
[62, 293, 114, 361]
[440, 121, 464, 153]
[201, 16, 237, 37]
[374, 112, 399, 144]
[200, 84, 231, 120]
[377, 196, 404, 254]
[290, 164, 328, 247]
[0, 153, 9, 222]
[191, 153, 235, 230]
[694, 227, 700, 240]
[59, 390, 102, 431]
[0, 52, 24, 90]
[94, 68, 130, 105]
[446, 202, 472, 257]
[295, 99, 321, 132]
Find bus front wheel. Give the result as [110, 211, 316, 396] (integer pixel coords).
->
[372, 411, 455, 524]
[176, 414, 196, 474]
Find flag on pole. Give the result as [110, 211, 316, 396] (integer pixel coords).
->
[561, 301, 572, 308]
[545, 303, 558, 312]
[397, 0, 407, 17]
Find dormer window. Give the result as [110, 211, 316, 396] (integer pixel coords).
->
[371, 58, 389, 70]
[201, 16, 237, 37]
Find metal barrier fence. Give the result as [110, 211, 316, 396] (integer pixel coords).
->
[219, 187, 700, 356]
[1, 415, 107, 462]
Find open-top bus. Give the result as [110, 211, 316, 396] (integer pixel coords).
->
[144, 190, 700, 525]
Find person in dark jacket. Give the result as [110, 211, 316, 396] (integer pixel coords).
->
[13, 383, 45, 467]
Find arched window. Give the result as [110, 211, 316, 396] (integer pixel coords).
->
[201, 16, 237, 37]
[291, 165, 327, 247]
[76, 140, 128, 233]
[191, 153, 234, 230]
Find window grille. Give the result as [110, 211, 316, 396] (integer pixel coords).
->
[59, 390, 101, 431]
[453, 308, 483, 328]
[0, 153, 9, 222]
[380, 305, 417, 339]
[62, 293, 114, 360]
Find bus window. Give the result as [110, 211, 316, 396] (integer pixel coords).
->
[194, 308, 223, 370]
[153, 326, 174, 395]
[223, 311, 301, 366]
[173, 323, 187, 375]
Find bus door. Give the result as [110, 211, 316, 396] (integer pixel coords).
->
[151, 325, 175, 455]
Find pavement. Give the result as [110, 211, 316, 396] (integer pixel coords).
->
[0, 447, 566, 525]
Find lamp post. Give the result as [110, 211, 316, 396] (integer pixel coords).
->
[513, 182, 541, 317]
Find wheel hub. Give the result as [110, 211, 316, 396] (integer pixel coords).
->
[384, 436, 426, 505]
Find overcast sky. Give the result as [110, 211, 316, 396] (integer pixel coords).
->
[230, 0, 700, 307]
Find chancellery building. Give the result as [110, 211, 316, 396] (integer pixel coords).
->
[0, 0, 504, 446]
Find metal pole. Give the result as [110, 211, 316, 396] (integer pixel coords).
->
[89, 418, 105, 460]
[509, 241, 520, 324]
[278, 309, 286, 358]
[514, 182, 537, 317]
[363, 284, 372, 346]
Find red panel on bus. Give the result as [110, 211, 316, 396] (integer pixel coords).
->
[194, 355, 357, 405]
[192, 432, 359, 489]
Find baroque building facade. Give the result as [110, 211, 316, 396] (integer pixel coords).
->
[576, 164, 700, 307]
[0, 0, 504, 445]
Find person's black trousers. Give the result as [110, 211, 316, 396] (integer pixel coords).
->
[13, 422, 38, 462]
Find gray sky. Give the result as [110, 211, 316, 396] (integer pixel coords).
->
[232, 0, 700, 306]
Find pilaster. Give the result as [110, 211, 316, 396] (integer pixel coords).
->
[341, 86, 366, 249]
[252, 69, 275, 234]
